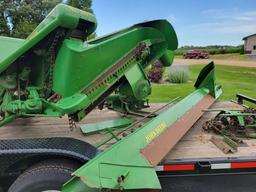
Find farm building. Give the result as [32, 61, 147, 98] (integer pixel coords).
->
[243, 33, 256, 55]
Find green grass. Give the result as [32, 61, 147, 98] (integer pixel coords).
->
[209, 53, 250, 61]
[149, 65, 256, 103]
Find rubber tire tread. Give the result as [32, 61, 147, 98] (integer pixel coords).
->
[8, 159, 80, 192]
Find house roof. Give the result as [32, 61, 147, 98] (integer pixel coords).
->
[243, 33, 256, 40]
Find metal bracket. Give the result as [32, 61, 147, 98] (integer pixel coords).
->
[80, 117, 133, 134]
[210, 136, 237, 154]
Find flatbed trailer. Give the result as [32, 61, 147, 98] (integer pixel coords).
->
[1, 101, 256, 191]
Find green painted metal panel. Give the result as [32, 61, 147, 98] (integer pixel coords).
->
[53, 26, 171, 97]
[80, 117, 133, 134]
[0, 36, 25, 63]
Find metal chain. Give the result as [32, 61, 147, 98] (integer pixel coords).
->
[68, 115, 77, 131]
[47, 30, 63, 90]
[46, 30, 78, 131]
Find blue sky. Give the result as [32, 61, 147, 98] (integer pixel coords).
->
[92, 0, 256, 47]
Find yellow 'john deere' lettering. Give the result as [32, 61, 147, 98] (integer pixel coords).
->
[145, 122, 167, 143]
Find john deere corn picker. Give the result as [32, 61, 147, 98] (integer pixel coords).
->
[0, 4, 221, 192]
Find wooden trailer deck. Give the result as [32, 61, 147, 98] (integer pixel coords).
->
[0, 101, 255, 162]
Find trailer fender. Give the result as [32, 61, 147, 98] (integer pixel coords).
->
[0, 137, 99, 176]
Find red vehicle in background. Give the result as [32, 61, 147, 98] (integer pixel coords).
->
[183, 50, 209, 59]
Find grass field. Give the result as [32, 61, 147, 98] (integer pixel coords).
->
[175, 53, 250, 61]
[149, 64, 256, 103]
[209, 53, 250, 61]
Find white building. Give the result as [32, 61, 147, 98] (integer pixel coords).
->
[243, 34, 256, 55]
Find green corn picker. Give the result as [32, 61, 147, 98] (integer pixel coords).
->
[0, 4, 223, 192]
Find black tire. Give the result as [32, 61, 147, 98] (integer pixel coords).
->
[8, 159, 80, 192]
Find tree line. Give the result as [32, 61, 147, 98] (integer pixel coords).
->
[179, 45, 243, 50]
[0, 0, 93, 39]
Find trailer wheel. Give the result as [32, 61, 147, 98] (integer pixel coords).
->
[8, 159, 80, 192]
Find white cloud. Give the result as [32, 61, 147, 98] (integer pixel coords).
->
[201, 9, 225, 15]
[216, 25, 256, 33]
[244, 11, 256, 16]
[198, 8, 256, 34]
[234, 16, 255, 21]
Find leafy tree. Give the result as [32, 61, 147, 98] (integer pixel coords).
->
[0, 11, 8, 35]
[0, 0, 93, 38]
[66, 0, 93, 12]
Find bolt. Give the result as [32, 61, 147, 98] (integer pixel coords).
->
[117, 175, 125, 183]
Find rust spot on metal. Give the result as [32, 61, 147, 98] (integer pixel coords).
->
[141, 95, 215, 166]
